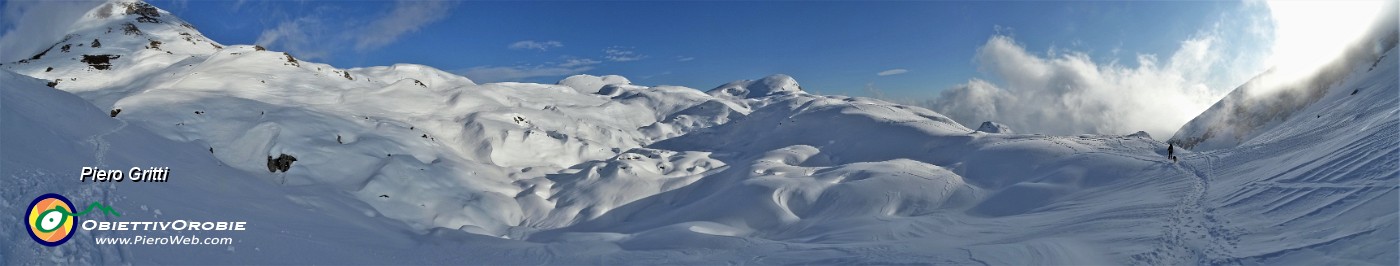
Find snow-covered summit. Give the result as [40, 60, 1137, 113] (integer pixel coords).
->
[0, 0, 477, 109]
[706, 74, 803, 99]
[558, 74, 631, 94]
[9, 0, 223, 63]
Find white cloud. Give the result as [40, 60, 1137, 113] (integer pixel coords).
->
[354, 0, 455, 51]
[254, 1, 454, 59]
[461, 57, 600, 83]
[256, 16, 334, 60]
[676, 56, 695, 62]
[922, 3, 1276, 140]
[639, 71, 672, 80]
[877, 69, 909, 76]
[603, 47, 646, 62]
[509, 40, 563, 51]
[557, 57, 600, 68]
[926, 32, 1258, 139]
[0, 0, 104, 62]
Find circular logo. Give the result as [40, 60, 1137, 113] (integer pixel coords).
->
[26, 193, 76, 246]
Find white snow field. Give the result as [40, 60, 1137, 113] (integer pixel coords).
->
[2, 0, 1396, 264]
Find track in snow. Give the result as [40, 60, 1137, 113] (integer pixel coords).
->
[1132, 152, 1244, 265]
[83, 119, 128, 167]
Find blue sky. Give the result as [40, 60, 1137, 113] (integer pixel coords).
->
[142, 0, 1242, 98]
[4, 0, 1387, 137]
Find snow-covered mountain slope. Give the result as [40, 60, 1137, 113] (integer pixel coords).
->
[1178, 24, 1399, 264]
[0, 69, 437, 264]
[2, 0, 744, 235]
[2, 0, 1396, 264]
[1159, 18, 1398, 264]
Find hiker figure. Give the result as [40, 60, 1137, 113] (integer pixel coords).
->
[1168, 143, 1176, 163]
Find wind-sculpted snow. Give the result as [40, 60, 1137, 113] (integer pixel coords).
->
[2, 0, 1395, 264]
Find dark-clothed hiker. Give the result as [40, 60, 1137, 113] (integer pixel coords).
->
[1168, 144, 1176, 162]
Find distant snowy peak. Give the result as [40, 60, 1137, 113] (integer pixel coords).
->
[3, 0, 220, 70]
[976, 121, 1013, 134]
[69, 0, 218, 53]
[87, 0, 169, 23]
[350, 63, 477, 88]
[558, 74, 631, 94]
[0, 0, 480, 108]
[707, 74, 803, 99]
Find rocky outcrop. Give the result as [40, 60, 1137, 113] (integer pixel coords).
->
[81, 54, 120, 70]
[976, 121, 1013, 134]
[266, 154, 298, 173]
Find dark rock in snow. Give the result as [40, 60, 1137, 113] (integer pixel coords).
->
[267, 154, 298, 173]
[284, 52, 298, 66]
[81, 54, 120, 70]
[1128, 131, 1152, 139]
[124, 2, 160, 18]
[121, 23, 141, 35]
[977, 121, 1013, 134]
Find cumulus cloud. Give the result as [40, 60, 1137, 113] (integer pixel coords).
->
[877, 69, 909, 76]
[603, 47, 646, 62]
[923, 4, 1274, 139]
[509, 40, 563, 51]
[925, 32, 1265, 138]
[0, 0, 104, 62]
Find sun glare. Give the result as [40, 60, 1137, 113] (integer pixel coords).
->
[1265, 0, 1388, 84]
